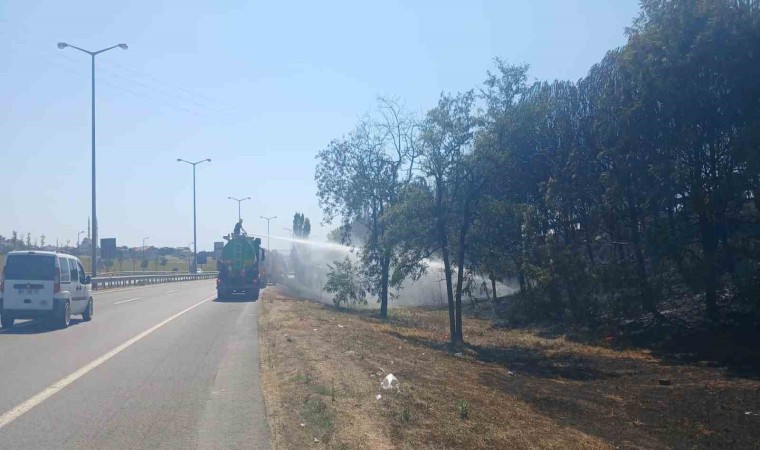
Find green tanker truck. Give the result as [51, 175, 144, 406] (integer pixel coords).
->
[216, 234, 265, 300]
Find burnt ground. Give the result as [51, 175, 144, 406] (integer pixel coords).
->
[258, 287, 760, 449]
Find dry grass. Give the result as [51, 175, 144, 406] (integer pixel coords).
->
[259, 287, 760, 449]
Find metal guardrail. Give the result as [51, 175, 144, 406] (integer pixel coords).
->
[91, 272, 218, 290]
[97, 271, 205, 277]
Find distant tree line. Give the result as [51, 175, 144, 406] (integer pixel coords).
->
[316, 0, 760, 345]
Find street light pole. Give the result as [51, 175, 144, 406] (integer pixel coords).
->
[177, 158, 211, 273]
[188, 242, 194, 273]
[228, 196, 251, 221]
[77, 230, 85, 248]
[142, 236, 150, 270]
[58, 42, 128, 277]
[260, 216, 277, 250]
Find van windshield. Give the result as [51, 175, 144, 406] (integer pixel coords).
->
[4, 255, 56, 280]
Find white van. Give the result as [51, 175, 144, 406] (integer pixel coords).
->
[0, 251, 93, 329]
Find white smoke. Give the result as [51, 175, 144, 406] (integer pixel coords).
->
[270, 235, 517, 308]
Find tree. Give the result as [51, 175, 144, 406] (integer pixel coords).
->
[117, 249, 125, 270]
[40, 235, 46, 247]
[316, 98, 420, 319]
[324, 256, 367, 309]
[418, 90, 480, 345]
[291, 212, 313, 284]
[26, 233, 32, 248]
[292, 212, 312, 239]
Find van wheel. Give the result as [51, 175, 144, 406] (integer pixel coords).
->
[251, 288, 260, 301]
[82, 299, 94, 321]
[56, 301, 71, 329]
[1, 315, 14, 329]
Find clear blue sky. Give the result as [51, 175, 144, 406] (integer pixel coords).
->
[0, 0, 640, 251]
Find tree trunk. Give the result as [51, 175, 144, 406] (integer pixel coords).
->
[491, 277, 498, 303]
[698, 210, 720, 322]
[441, 238, 456, 343]
[453, 199, 472, 346]
[379, 255, 390, 319]
[623, 181, 658, 315]
[435, 180, 457, 343]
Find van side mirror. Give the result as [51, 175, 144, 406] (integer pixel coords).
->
[85, 275, 92, 284]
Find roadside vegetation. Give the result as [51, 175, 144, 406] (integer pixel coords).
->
[269, 3, 760, 447]
[315, 1, 760, 356]
[259, 287, 760, 449]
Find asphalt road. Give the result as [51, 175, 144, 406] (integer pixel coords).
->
[0, 280, 268, 450]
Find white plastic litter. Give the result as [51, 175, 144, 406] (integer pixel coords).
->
[381, 373, 399, 390]
[376, 394, 382, 400]
[338, 324, 344, 328]
[454, 352, 464, 357]
[508, 371, 515, 376]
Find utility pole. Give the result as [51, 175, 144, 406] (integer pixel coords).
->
[228, 196, 251, 221]
[58, 42, 128, 277]
[177, 158, 211, 273]
[142, 236, 150, 271]
[260, 216, 277, 250]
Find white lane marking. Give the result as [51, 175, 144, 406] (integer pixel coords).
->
[0, 295, 215, 430]
[164, 290, 177, 294]
[114, 297, 142, 305]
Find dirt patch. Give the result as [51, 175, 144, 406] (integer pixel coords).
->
[259, 287, 760, 449]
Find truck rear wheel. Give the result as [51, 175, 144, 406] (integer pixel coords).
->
[251, 288, 260, 301]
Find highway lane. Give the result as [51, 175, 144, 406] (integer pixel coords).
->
[0, 280, 268, 449]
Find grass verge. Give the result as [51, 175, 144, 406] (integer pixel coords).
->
[259, 287, 760, 449]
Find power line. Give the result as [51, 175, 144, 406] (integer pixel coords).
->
[4, 34, 209, 117]
[0, 24, 234, 116]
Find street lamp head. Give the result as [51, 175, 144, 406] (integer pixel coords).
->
[206, 158, 212, 162]
[177, 158, 183, 162]
[57, 42, 68, 49]
[118, 43, 128, 50]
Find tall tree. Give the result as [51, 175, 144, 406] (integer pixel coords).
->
[316, 98, 419, 319]
[419, 90, 479, 345]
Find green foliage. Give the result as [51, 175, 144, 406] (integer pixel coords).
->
[401, 404, 411, 423]
[456, 399, 469, 420]
[292, 212, 311, 239]
[315, 0, 760, 331]
[315, 97, 423, 318]
[323, 257, 367, 309]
